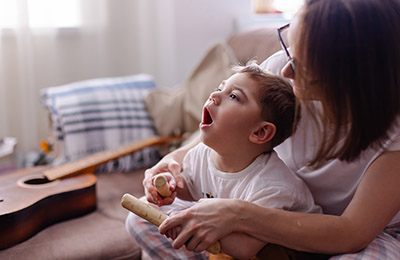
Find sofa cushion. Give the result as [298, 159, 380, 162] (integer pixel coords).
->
[41, 74, 160, 172]
[227, 24, 284, 65]
[0, 169, 145, 260]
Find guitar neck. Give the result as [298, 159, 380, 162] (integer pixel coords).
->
[43, 136, 180, 181]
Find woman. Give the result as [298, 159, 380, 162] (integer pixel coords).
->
[134, 0, 400, 258]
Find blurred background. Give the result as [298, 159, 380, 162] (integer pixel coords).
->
[0, 0, 303, 168]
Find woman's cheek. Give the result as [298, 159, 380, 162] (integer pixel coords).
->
[292, 84, 305, 99]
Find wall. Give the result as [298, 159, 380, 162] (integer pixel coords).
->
[136, 0, 253, 88]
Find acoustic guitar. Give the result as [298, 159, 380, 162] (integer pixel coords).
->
[0, 136, 180, 250]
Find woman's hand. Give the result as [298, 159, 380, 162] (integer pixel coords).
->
[159, 198, 245, 253]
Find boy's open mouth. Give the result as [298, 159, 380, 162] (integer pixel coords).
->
[202, 107, 213, 125]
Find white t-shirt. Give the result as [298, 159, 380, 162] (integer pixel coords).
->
[262, 52, 400, 225]
[181, 143, 321, 213]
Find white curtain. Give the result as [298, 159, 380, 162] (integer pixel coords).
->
[0, 0, 142, 158]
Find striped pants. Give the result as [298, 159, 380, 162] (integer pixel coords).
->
[330, 223, 400, 260]
[125, 197, 208, 260]
[125, 197, 400, 260]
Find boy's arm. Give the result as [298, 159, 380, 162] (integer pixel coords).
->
[219, 232, 266, 260]
[143, 134, 201, 205]
[175, 178, 196, 201]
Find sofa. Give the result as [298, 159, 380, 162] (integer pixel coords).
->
[0, 24, 285, 260]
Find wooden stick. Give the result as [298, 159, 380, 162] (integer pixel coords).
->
[121, 193, 167, 226]
[121, 193, 221, 254]
[153, 175, 172, 197]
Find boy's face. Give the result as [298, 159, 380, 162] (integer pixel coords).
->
[200, 73, 264, 152]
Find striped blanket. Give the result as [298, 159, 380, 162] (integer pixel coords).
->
[41, 74, 160, 172]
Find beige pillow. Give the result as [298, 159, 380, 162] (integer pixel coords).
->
[144, 86, 185, 137]
[227, 25, 283, 65]
[145, 42, 236, 136]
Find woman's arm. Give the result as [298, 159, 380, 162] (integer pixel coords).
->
[160, 198, 266, 259]
[143, 134, 201, 205]
[160, 151, 400, 254]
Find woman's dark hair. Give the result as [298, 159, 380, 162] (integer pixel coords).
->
[296, 0, 400, 165]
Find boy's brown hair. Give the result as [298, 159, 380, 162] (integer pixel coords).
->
[233, 61, 300, 148]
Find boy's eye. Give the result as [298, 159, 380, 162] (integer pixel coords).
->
[229, 93, 240, 101]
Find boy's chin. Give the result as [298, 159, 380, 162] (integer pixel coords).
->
[199, 131, 206, 143]
[199, 132, 213, 147]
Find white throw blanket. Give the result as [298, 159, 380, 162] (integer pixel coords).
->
[41, 74, 159, 172]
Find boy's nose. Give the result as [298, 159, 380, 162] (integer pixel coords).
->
[209, 93, 219, 105]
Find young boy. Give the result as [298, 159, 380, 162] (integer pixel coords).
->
[143, 62, 321, 258]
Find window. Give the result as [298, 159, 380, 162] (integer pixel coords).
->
[0, 0, 81, 29]
[275, 0, 304, 18]
[252, 0, 304, 19]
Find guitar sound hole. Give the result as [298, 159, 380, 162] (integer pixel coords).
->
[24, 177, 51, 185]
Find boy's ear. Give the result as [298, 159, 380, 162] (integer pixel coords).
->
[249, 122, 276, 144]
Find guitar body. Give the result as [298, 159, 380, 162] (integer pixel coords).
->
[0, 136, 181, 250]
[0, 166, 97, 250]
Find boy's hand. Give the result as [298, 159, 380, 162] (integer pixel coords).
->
[144, 154, 185, 189]
[144, 172, 177, 206]
[153, 174, 173, 197]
